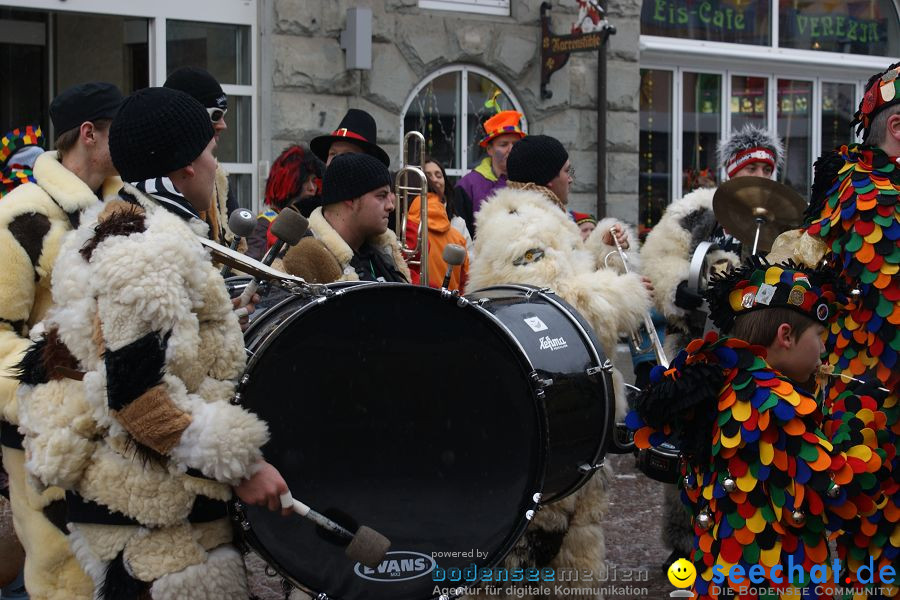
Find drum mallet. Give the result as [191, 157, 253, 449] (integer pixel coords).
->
[221, 208, 258, 277]
[279, 491, 391, 568]
[237, 208, 308, 309]
[440, 243, 466, 289]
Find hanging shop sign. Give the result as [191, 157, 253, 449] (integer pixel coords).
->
[540, 1, 615, 99]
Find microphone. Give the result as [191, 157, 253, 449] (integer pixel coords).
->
[441, 243, 466, 289]
[221, 209, 257, 277]
[237, 208, 308, 308]
[279, 491, 390, 568]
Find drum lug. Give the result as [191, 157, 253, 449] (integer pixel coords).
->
[529, 372, 554, 389]
[240, 374, 250, 386]
[315, 594, 331, 600]
[578, 461, 604, 474]
[586, 359, 614, 377]
[230, 392, 242, 406]
[524, 287, 553, 300]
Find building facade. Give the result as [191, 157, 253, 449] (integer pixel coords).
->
[0, 0, 897, 227]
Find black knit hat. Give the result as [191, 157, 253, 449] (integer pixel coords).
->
[321, 152, 391, 206]
[507, 135, 568, 186]
[110, 87, 215, 182]
[163, 67, 227, 110]
[310, 108, 390, 167]
[49, 82, 123, 134]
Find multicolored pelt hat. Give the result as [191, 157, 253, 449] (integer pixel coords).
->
[853, 61, 900, 141]
[479, 110, 525, 148]
[0, 125, 42, 169]
[705, 257, 843, 334]
[716, 124, 784, 178]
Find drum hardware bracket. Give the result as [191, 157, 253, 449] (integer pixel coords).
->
[240, 374, 250, 386]
[578, 461, 605, 474]
[529, 372, 554, 389]
[586, 359, 613, 376]
[230, 392, 242, 405]
[524, 287, 553, 300]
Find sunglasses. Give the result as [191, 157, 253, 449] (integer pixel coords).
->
[207, 107, 228, 123]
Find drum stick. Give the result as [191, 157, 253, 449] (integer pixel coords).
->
[221, 209, 257, 277]
[237, 209, 308, 307]
[279, 491, 391, 568]
[441, 243, 466, 289]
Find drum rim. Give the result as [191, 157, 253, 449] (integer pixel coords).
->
[465, 284, 616, 503]
[237, 281, 549, 600]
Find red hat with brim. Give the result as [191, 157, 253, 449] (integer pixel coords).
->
[310, 108, 390, 167]
[480, 110, 526, 148]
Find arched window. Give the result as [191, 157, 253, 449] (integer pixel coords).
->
[401, 65, 526, 177]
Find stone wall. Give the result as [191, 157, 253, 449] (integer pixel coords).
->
[266, 0, 640, 223]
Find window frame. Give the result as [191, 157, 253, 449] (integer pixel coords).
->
[640, 62, 868, 204]
[8, 0, 259, 210]
[418, 0, 510, 17]
[400, 64, 526, 177]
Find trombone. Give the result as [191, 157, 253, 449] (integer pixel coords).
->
[604, 227, 669, 369]
[394, 131, 430, 286]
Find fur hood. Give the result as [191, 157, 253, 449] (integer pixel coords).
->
[469, 185, 650, 358]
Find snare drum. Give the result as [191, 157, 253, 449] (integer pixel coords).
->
[233, 282, 613, 600]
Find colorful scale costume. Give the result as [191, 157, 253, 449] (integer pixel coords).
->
[627, 263, 889, 600]
[803, 144, 900, 597]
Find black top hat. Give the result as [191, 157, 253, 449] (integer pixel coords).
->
[310, 108, 390, 167]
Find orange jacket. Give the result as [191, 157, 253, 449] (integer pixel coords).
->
[405, 193, 469, 291]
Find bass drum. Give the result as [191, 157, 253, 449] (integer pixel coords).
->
[234, 282, 546, 600]
[464, 285, 615, 502]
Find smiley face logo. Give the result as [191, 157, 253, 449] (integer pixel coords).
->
[667, 558, 697, 589]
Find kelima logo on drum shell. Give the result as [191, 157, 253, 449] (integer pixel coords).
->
[539, 335, 568, 351]
[353, 551, 436, 582]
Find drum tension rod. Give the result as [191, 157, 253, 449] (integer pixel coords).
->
[578, 461, 605, 474]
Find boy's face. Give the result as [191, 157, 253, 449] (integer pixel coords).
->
[772, 323, 826, 382]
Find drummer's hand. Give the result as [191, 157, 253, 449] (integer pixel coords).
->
[235, 460, 293, 516]
[641, 276, 654, 299]
[232, 294, 260, 332]
[602, 224, 630, 250]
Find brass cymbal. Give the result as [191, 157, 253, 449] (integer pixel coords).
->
[712, 176, 807, 253]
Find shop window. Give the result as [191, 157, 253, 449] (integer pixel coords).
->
[821, 82, 856, 155]
[418, 0, 510, 17]
[641, 0, 771, 45]
[168, 20, 252, 208]
[682, 72, 722, 191]
[639, 69, 673, 234]
[731, 75, 768, 131]
[776, 79, 812, 196]
[779, 0, 900, 56]
[402, 66, 524, 176]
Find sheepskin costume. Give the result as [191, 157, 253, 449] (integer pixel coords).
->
[466, 184, 650, 600]
[282, 205, 411, 283]
[17, 184, 269, 599]
[0, 150, 120, 600]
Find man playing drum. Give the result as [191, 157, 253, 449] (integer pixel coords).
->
[17, 86, 289, 599]
[467, 134, 652, 599]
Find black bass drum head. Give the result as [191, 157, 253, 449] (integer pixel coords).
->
[237, 283, 546, 600]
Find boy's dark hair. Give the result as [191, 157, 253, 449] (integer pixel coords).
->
[732, 307, 818, 346]
[55, 118, 112, 161]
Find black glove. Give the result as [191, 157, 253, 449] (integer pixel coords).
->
[674, 280, 703, 311]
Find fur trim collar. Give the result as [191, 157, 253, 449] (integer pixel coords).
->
[506, 181, 565, 211]
[32, 151, 121, 211]
[308, 206, 410, 280]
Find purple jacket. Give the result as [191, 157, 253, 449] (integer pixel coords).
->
[453, 157, 507, 238]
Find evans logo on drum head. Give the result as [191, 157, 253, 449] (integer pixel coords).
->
[523, 316, 548, 332]
[353, 551, 435, 582]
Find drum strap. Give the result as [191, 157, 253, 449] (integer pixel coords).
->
[65, 491, 228, 526]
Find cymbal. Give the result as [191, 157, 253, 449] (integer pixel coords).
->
[712, 176, 807, 253]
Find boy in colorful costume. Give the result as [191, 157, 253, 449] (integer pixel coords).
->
[627, 260, 888, 599]
[453, 110, 525, 238]
[768, 62, 900, 597]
